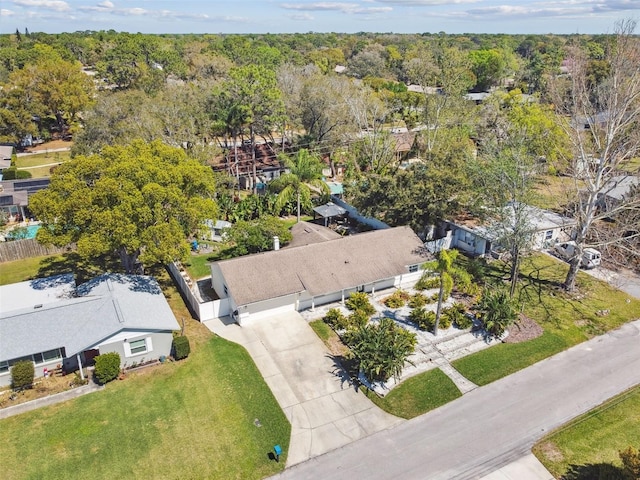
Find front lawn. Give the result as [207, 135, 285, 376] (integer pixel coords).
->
[363, 368, 462, 419]
[0, 336, 290, 480]
[453, 253, 640, 385]
[533, 385, 640, 478]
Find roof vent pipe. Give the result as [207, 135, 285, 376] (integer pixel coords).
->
[273, 236, 280, 251]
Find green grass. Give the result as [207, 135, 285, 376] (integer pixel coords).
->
[0, 336, 290, 480]
[282, 215, 313, 229]
[363, 368, 462, 419]
[453, 253, 640, 385]
[16, 150, 72, 168]
[533, 385, 640, 478]
[309, 319, 332, 343]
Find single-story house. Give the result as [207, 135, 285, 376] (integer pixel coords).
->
[0, 145, 14, 175]
[203, 219, 232, 242]
[0, 178, 50, 222]
[285, 221, 342, 249]
[210, 226, 431, 325]
[0, 273, 180, 387]
[597, 175, 639, 212]
[440, 204, 576, 257]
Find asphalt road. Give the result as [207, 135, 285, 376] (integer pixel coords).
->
[272, 320, 640, 480]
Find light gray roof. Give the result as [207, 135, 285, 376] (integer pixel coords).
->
[0, 274, 179, 361]
[286, 221, 342, 249]
[601, 175, 639, 201]
[216, 226, 430, 306]
[0, 274, 76, 314]
[0, 145, 13, 161]
[313, 202, 347, 219]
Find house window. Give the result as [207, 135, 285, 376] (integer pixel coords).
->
[42, 348, 62, 364]
[409, 264, 419, 273]
[223, 284, 228, 296]
[0, 361, 8, 374]
[545, 230, 553, 240]
[129, 339, 147, 356]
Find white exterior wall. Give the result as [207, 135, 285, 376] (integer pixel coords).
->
[236, 293, 298, 325]
[210, 263, 228, 300]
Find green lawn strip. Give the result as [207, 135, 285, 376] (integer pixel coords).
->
[309, 319, 332, 343]
[453, 331, 570, 385]
[454, 253, 640, 385]
[0, 336, 290, 480]
[533, 385, 640, 478]
[16, 151, 71, 168]
[282, 215, 313, 230]
[363, 368, 462, 419]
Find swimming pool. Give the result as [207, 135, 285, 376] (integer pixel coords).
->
[25, 224, 41, 239]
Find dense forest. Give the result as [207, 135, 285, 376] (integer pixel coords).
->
[1, 26, 638, 286]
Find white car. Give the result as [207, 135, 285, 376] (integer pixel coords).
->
[554, 241, 601, 269]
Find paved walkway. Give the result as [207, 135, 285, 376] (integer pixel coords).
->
[204, 312, 402, 467]
[0, 382, 103, 420]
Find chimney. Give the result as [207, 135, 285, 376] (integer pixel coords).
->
[273, 236, 280, 251]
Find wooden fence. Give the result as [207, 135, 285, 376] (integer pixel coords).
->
[0, 238, 74, 262]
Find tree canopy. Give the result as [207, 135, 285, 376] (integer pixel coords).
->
[29, 139, 218, 272]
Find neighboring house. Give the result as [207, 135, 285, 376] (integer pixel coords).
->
[212, 142, 283, 191]
[0, 145, 14, 176]
[391, 131, 417, 163]
[0, 273, 180, 387]
[210, 226, 430, 325]
[597, 175, 640, 212]
[434, 204, 576, 257]
[203, 219, 232, 242]
[0, 178, 50, 222]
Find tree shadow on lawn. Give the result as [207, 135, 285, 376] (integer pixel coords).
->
[561, 462, 623, 480]
[37, 252, 121, 284]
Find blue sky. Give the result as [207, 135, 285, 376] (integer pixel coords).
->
[1, 0, 638, 35]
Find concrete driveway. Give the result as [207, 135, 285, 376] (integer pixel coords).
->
[204, 311, 401, 466]
[584, 266, 640, 299]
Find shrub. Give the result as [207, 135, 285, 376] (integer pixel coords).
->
[415, 274, 439, 291]
[324, 308, 349, 330]
[437, 311, 452, 330]
[384, 290, 409, 308]
[94, 352, 121, 384]
[443, 303, 470, 329]
[1, 167, 32, 180]
[343, 318, 417, 383]
[348, 309, 370, 329]
[409, 307, 436, 331]
[345, 292, 375, 316]
[11, 360, 34, 390]
[408, 293, 427, 308]
[620, 445, 640, 479]
[173, 335, 191, 360]
[475, 289, 518, 339]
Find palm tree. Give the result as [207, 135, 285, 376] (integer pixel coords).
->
[425, 249, 471, 336]
[270, 149, 330, 222]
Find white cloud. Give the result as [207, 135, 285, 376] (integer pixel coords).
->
[97, 0, 114, 8]
[288, 12, 315, 20]
[374, 0, 477, 4]
[1, 8, 15, 16]
[12, 0, 70, 11]
[280, 2, 392, 14]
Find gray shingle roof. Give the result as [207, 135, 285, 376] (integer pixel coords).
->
[0, 274, 179, 361]
[216, 226, 430, 306]
[286, 222, 342, 249]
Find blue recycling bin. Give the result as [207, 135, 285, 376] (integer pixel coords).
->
[274, 444, 282, 461]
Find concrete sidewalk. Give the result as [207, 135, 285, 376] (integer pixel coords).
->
[204, 312, 402, 467]
[0, 382, 103, 420]
[479, 454, 554, 480]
